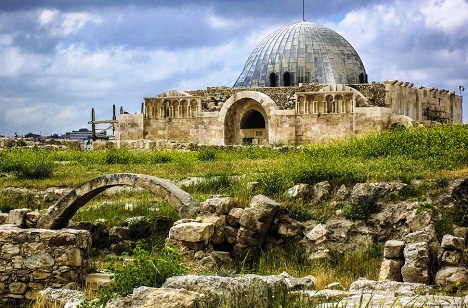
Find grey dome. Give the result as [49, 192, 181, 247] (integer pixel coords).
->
[233, 21, 367, 88]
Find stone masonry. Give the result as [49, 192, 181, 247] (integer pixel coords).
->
[0, 225, 92, 303]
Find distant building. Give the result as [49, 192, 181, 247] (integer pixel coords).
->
[114, 21, 462, 147]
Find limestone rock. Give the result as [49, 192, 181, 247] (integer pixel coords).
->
[85, 273, 113, 292]
[226, 207, 243, 227]
[7, 208, 30, 227]
[435, 266, 468, 291]
[349, 278, 433, 296]
[39, 287, 87, 308]
[109, 226, 130, 243]
[169, 222, 214, 243]
[163, 274, 291, 307]
[335, 184, 349, 201]
[379, 259, 402, 281]
[304, 224, 328, 243]
[407, 209, 432, 232]
[311, 181, 331, 202]
[200, 216, 225, 245]
[106, 286, 206, 308]
[239, 195, 279, 234]
[285, 184, 311, 200]
[9, 282, 28, 295]
[200, 195, 236, 215]
[383, 240, 405, 259]
[439, 250, 463, 266]
[403, 230, 436, 245]
[401, 242, 430, 284]
[441, 234, 465, 251]
[25, 211, 41, 228]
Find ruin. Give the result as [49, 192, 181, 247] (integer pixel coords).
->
[108, 21, 462, 148]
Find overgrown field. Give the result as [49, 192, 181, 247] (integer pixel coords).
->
[2, 124, 468, 303]
[1, 125, 468, 195]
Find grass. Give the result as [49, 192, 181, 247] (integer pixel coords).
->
[3, 125, 468, 307]
[252, 240, 383, 290]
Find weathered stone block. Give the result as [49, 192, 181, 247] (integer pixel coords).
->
[435, 266, 468, 291]
[200, 216, 225, 245]
[9, 282, 27, 295]
[379, 259, 402, 281]
[401, 242, 430, 284]
[227, 208, 243, 227]
[440, 250, 463, 266]
[383, 240, 405, 259]
[7, 208, 30, 227]
[168, 222, 214, 243]
[441, 234, 465, 251]
[24, 253, 54, 269]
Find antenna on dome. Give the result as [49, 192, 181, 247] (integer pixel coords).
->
[302, 0, 305, 21]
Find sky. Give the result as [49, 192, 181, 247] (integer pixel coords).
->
[0, 0, 467, 137]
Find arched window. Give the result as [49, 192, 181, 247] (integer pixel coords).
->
[269, 73, 278, 87]
[283, 72, 291, 87]
[359, 73, 365, 84]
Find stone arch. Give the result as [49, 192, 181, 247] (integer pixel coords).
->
[37, 173, 199, 230]
[219, 91, 277, 145]
[319, 84, 368, 108]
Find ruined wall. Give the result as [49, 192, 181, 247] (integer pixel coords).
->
[115, 114, 144, 141]
[384, 80, 462, 123]
[0, 225, 91, 303]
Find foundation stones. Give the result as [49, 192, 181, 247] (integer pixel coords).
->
[435, 234, 468, 291]
[379, 240, 405, 281]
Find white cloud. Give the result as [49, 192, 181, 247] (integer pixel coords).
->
[420, 0, 468, 35]
[38, 9, 102, 38]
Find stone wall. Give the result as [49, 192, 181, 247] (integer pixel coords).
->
[0, 225, 91, 303]
[115, 81, 462, 147]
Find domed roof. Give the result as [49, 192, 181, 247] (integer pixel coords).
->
[233, 21, 366, 88]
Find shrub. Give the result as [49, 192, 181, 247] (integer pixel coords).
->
[80, 245, 187, 307]
[5, 148, 56, 179]
[342, 195, 379, 221]
[150, 152, 172, 164]
[197, 149, 217, 161]
[104, 149, 131, 164]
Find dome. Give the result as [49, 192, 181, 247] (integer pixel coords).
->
[233, 21, 367, 88]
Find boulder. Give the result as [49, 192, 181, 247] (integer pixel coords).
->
[199, 196, 236, 215]
[335, 184, 350, 201]
[168, 222, 214, 243]
[106, 286, 206, 308]
[311, 181, 331, 202]
[163, 274, 306, 307]
[349, 278, 433, 296]
[226, 208, 243, 227]
[7, 208, 30, 227]
[285, 183, 311, 200]
[439, 250, 463, 266]
[441, 234, 465, 251]
[109, 226, 130, 243]
[435, 266, 468, 291]
[39, 287, 87, 308]
[238, 195, 279, 234]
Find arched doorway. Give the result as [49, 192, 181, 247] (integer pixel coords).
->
[240, 109, 266, 144]
[223, 98, 269, 145]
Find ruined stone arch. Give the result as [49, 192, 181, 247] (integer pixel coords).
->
[37, 173, 198, 230]
[219, 91, 277, 145]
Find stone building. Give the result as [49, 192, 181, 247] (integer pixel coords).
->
[114, 21, 462, 147]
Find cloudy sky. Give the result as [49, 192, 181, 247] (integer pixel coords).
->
[0, 0, 467, 136]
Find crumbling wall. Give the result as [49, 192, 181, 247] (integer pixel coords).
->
[0, 225, 91, 303]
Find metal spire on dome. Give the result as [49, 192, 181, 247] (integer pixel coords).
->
[302, 0, 305, 21]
